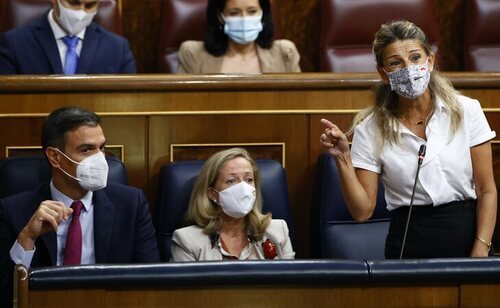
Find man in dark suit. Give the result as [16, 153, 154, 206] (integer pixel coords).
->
[0, 0, 136, 74]
[0, 107, 159, 307]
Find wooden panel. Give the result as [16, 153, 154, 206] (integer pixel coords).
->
[461, 284, 500, 307]
[433, 0, 465, 71]
[120, 0, 162, 73]
[0, 118, 45, 155]
[29, 290, 106, 308]
[171, 143, 285, 164]
[26, 285, 460, 307]
[5, 146, 124, 160]
[99, 117, 148, 191]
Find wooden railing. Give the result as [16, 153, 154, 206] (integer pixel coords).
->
[14, 259, 500, 307]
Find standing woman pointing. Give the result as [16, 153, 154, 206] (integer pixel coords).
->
[320, 20, 497, 259]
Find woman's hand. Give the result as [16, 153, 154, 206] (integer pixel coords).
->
[470, 239, 490, 257]
[320, 118, 350, 158]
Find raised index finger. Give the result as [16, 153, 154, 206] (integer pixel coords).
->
[320, 118, 336, 129]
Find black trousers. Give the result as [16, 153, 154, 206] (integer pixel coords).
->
[385, 200, 478, 259]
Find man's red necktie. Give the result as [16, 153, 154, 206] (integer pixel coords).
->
[63, 200, 83, 265]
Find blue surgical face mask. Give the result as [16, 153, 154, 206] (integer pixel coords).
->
[223, 14, 263, 45]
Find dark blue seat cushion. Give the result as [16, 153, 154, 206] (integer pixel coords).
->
[28, 260, 369, 289]
[312, 153, 391, 259]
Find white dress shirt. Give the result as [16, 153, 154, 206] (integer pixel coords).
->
[351, 94, 496, 210]
[47, 9, 86, 72]
[10, 181, 95, 268]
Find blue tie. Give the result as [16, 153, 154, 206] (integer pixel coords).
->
[62, 36, 79, 74]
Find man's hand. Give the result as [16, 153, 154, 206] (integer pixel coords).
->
[17, 201, 72, 250]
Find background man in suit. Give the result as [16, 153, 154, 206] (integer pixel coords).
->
[0, 0, 136, 74]
[0, 107, 159, 307]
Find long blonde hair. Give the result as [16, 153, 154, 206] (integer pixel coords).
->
[349, 20, 462, 147]
[187, 147, 272, 241]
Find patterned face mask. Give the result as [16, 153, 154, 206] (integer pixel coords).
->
[384, 60, 431, 99]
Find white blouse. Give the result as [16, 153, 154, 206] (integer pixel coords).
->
[351, 94, 496, 210]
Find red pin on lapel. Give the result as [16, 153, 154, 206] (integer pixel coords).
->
[262, 239, 277, 259]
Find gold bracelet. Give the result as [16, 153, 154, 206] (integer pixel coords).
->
[476, 236, 492, 251]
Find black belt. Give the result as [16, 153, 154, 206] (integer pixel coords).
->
[394, 199, 477, 214]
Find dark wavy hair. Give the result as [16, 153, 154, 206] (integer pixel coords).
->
[42, 106, 100, 151]
[204, 0, 275, 56]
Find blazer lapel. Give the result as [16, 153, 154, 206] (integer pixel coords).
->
[92, 189, 114, 263]
[256, 45, 274, 73]
[77, 23, 100, 74]
[34, 13, 63, 74]
[37, 184, 58, 265]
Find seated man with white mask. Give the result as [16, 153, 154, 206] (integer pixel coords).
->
[0, 107, 159, 307]
[0, 0, 136, 74]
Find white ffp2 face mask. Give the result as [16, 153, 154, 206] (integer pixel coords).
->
[56, 149, 109, 191]
[215, 181, 256, 218]
[223, 14, 263, 45]
[55, 0, 97, 36]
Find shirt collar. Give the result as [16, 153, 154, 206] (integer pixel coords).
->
[433, 95, 447, 113]
[50, 180, 93, 212]
[217, 236, 253, 260]
[47, 9, 86, 40]
[396, 95, 446, 135]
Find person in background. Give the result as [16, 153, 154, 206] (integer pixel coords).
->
[320, 20, 497, 259]
[0, 0, 136, 74]
[171, 147, 294, 261]
[0, 107, 159, 307]
[177, 0, 300, 73]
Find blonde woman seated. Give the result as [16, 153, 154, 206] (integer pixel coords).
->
[170, 148, 295, 261]
[177, 0, 300, 74]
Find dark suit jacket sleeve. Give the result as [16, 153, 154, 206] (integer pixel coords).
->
[119, 38, 136, 73]
[0, 200, 18, 307]
[132, 190, 160, 262]
[0, 33, 17, 74]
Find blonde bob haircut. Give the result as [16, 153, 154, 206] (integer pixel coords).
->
[187, 147, 272, 241]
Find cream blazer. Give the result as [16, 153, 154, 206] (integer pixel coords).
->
[177, 40, 301, 73]
[170, 219, 295, 261]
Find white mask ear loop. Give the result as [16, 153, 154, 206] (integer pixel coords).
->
[210, 187, 221, 205]
[54, 148, 81, 165]
[53, 148, 82, 182]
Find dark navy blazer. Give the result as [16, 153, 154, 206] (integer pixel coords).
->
[0, 13, 136, 74]
[0, 182, 159, 306]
